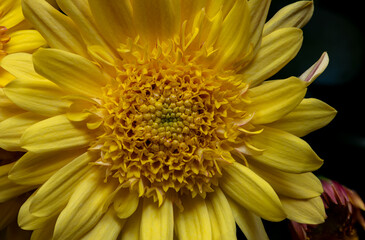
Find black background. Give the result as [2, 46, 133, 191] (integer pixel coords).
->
[238, 0, 365, 239]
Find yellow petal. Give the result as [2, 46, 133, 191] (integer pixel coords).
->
[247, 0, 271, 55]
[31, 224, 56, 240]
[228, 197, 269, 240]
[175, 195, 212, 240]
[119, 205, 142, 240]
[113, 188, 140, 219]
[247, 126, 323, 173]
[5, 30, 46, 54]
[0, 163, 36, 202]
[140, 197, 173, 240]
[0, 67, 15, 87]
[88, 0, 135, 48]
[281, 196, 326, 224]
[132, 0, 181, 43]
[29, 152, 94, 217]
[263, 1, 314, 36]
[221, 162, 286, 221]
[9, 149, 85, 185]
[81, 207, 126, 240]
[53, 169, 117, 240]
[213, 0, 251, 69]
[4, 78, 70, 117]
[239, 27, 303, 86]
[0, 0, 23, 28]
[20, 114, 94, 153]
[33, 48, 109, 98]
[0, 53, 46, 82]
[267, 98, 336, 137]
[18, 194, 58, 230]
[21, 0, 88, 57]
[299, 52, 329, 85]
[206, 188, 236, 240]
[56, 0, 113, 54]
[0, 88, 25, 121]
[247, 77, 307, 125]
[0, 112, 45, 151]
[249, 163, 323, 199]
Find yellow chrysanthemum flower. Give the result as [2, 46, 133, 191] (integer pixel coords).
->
[0, 0, 46, 87]
[0, 0, 337, 239]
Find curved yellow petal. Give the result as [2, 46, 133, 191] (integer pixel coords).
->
[33, 48, 109, 98]
[4, 78, 70, 117]
[247, 0, 271, 55]
[81, 207, 126, 240]
[22, 0, 88, 57]
[0, 67, 15, 87]
[140, 197, 173, 240]
[132, 0, 181, 43]
[8, 149, 85, 185]
[0, 0, 23, 28]
[281, 196, 326, 224]
[88, 0, 135, 48]
[175, 195, 212, 240]
[0, 163, 36, 203]
[206, 188, 236, 240]
[18, 194, 58, 230]
[213, 0, 251, 69]
[247, 77, 307, 125]
[53, 169, 117, 240]
[240, 27, 303, 86]
[249, 163, 323, 199]
[0, 112, 45, 151]
[56, 0, 113, 54]
[0, 53, 46, 82]
[29, 152, 94, 217]
[220, 162, 286, 222]
[247, 126, 323, 173]
[21, 114, 94, 153]
[119, 205, 142, 240]
[31, 224, 56, 240]
[263, 1, 314, 36]
[299, 52, 329, 85]
[0, 88, 25, 121]
[5, 30, 46, 54]
[113, 188, 140, 219]
[228, 197, 269, 240]
[267, 98, 337, 137]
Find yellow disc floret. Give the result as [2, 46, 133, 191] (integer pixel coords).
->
[86, 40, 252, 204]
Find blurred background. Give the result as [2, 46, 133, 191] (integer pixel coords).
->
[239, 0, 365, 239]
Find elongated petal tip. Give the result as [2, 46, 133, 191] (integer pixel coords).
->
[299, 52, 329, 85]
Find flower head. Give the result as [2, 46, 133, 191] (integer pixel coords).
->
[0, 0, 337, 239]
[291, 178, 365, 240]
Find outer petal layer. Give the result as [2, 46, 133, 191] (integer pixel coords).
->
[247, 126, 323, 173]
[267, 98, 336, 137]
[20, 114, 94, 153]
[240, 27, 303, 86]
[247, 77, 307, 125]
[220, 162, 286, 221]
[32, 48, 109, 98]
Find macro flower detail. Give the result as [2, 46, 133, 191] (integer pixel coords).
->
[0, 0, 337, 239]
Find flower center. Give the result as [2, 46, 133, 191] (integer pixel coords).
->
[0, 26, 10, 56]
[87, 41, 250, 204]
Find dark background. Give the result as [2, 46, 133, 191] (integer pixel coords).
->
[239, 0, 365, 239]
